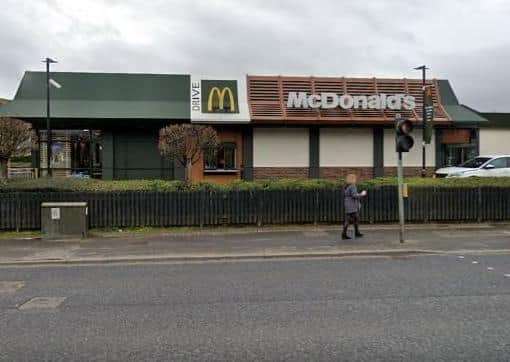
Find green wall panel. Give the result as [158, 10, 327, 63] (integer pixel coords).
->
[102, 130, 182, 180]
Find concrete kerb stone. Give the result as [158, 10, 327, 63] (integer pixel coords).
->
[0, 249, 444, 267]
[3, 247, 510, 267]
[440, 249, 510, 255]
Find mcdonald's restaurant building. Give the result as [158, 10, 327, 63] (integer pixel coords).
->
[2, 71, 506, 183]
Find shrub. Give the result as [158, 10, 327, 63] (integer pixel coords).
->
[0, 118, 34, 179]
[0, 178, 187, 192]
[359, 177, 510, 188]
[159, 124, 218, 184]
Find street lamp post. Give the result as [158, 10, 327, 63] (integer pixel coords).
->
[414, 65, 429, 178]
[43, 57, 57, 177]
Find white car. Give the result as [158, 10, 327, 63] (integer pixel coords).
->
[435, 155, 510, 178]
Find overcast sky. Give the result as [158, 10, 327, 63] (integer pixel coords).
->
[1, 0, 508, 111]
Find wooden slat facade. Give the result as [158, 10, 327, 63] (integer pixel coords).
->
[441, 129, 472, 144]
[247, 75, 452, 125]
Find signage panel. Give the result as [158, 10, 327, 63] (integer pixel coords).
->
[190, 76, 250, 123]
[287, 92, 416, 110]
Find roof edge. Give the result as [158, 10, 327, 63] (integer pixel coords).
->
[436, 79, 459, 105]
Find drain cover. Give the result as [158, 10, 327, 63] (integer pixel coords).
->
[0, 281, 25, 293]
[18, 297, 66, 310]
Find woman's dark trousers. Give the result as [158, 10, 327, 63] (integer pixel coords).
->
[343, 212, 361, 237]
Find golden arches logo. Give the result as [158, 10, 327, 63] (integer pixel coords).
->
[207, 87, 235, 112]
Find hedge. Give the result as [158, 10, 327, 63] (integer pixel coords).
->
[2, 176, 510, 192]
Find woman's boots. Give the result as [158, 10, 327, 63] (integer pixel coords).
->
[354, 226, 363, 238]
[342, 226, 363, 239]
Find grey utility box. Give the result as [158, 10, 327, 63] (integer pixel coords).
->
[41, 202, 88, 239]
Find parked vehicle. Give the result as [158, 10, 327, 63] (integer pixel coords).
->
[435, 155, 510, 178]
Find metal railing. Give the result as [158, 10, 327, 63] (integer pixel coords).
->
[7, 168, 36, 179]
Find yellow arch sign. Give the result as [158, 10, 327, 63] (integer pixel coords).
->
[207, 87, 236, 112]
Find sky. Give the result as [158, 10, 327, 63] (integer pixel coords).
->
[1, 0, 508, 111]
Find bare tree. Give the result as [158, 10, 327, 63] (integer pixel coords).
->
[159, 124, 219, 184]
[0, 117, 34, 179]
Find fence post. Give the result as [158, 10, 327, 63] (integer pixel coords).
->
[477, 187, 483, 222]
[222, 191, 229, 226]
[313, 189, 319, 225]
[368, 188, 374, 224]
[256, 190, 263, 227]
[15, 192, 21, 232]
[422, 188, 428, 223]
[199, 191, 205, 228]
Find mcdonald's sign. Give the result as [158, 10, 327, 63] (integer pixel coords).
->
[201, 80, 239, 114]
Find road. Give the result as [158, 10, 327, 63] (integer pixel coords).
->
[1, 254, 510, 361]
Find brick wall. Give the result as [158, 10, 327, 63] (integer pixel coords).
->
[320, 167, 374, 180]
[253, 166, 437, 180]
[383, 167, 436, 177]
[252, 166, 438, 180]
[253, 167, 309, 179]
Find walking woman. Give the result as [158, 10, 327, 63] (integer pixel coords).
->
[342, 174, 367, 240]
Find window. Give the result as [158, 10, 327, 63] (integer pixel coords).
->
[486, 157, 508, 169]
[459, 157, 491, 168]
[94, 143, 102, 165]
[50, 142, 66, 168]
[446, 146, 478, 167]
[204, 143, 236, 171]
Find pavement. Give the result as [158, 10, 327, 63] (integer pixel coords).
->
[1, 255, 510, 360]
[1, 223, 510, 265]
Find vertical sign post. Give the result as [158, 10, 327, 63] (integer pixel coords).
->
[395, 113, 414, 243]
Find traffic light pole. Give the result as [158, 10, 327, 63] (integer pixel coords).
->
[397, 151, 405, 243]
[395, 113, 414, 243]
[420, 66, 427, 178]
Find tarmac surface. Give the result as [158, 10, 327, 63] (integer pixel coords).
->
[1, 253, 510, 361]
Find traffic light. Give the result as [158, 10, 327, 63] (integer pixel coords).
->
[395, 117, 414, 153]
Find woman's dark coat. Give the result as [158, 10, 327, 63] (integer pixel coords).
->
[344, 184, 362, 214]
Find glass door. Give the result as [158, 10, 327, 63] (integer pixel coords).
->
[444, 144, 477, 167]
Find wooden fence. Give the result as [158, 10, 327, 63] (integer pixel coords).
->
[1, 187, 509, 230]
